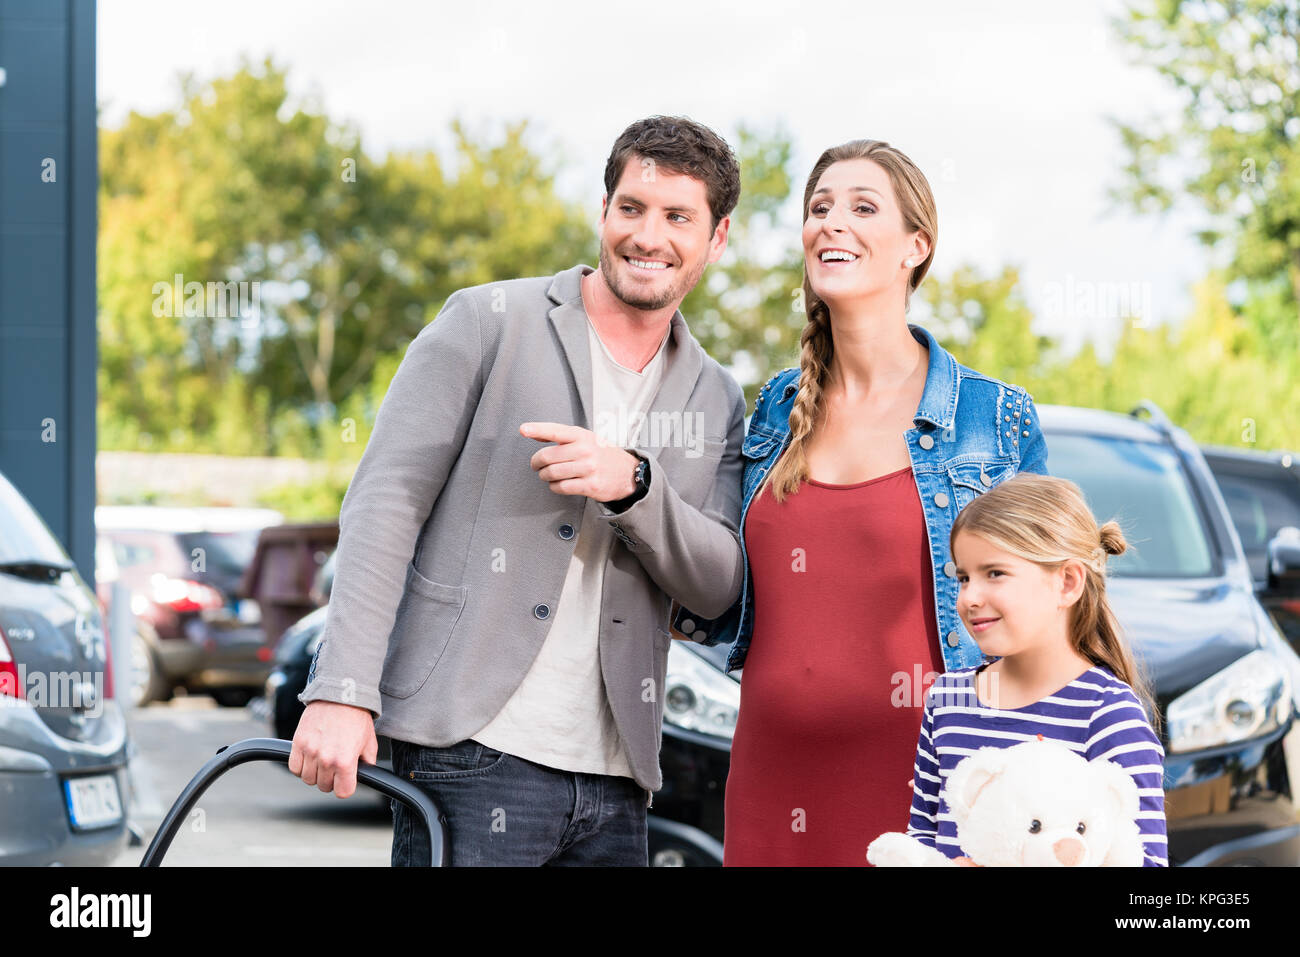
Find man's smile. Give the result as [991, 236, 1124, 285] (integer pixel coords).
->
[624, 254, 672, 273]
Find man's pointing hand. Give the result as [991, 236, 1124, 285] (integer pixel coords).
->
[520, 422, 639, 503]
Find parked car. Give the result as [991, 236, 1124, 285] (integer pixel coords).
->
[95, 506, 283, 706]
[1200, 445, 1300, 650]
[0, 469, 132, 864]
[650, 401, 1300, 866]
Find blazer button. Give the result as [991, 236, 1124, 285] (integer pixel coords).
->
[943, 561, 956, 577]
[918, 434, 935, 450]
[534, 604, 550, 620]
[679, 618, 696, 634]
[558, 524, 575, 540]
[946, 631, 960, 647]
[934, 492, 949, 508]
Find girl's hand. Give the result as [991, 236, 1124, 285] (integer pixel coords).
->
[954, 856, 982, 867]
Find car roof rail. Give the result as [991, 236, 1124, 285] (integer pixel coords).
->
[1129, 400, 1175, 433]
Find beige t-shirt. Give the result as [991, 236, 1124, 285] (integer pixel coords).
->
[471, 314, 671, 777]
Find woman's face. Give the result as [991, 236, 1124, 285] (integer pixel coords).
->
[801, 157, 925, 310]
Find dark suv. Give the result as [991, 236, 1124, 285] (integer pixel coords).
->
[1200, 445, 1300, 652]
[648, 401, 1300, 866]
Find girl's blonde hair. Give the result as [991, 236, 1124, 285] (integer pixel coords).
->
[950, 473, 1161, 737]
[759, 139, 938, 505]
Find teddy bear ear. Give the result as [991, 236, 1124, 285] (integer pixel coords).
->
[1095, 757, 1141, 820]
[946, 747, 1010, 822]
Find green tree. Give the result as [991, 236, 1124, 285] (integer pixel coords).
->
[1111, 0, 1300, 317]
[681, 124, 806, 401]
[98, 57, 595, 456]
[916, 264, 1054, 386]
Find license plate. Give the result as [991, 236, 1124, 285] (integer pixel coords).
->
[64, 774, 123, 830]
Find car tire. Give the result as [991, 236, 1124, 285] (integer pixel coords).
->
[130, 630, 169, 707]
[211, 688, 256, 708]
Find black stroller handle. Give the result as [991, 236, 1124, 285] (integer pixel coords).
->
[139, 737, 450, 866]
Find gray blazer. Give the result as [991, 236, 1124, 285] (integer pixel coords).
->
[299, 263, 746, 792]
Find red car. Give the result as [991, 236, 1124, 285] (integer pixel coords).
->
[95, 507, 283, 707]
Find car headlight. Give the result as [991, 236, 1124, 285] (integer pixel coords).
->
[1167, 649, 1293, 754]
[663, 641, 740, 740]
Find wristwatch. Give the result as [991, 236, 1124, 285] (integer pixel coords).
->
[603, 449, 651, 513]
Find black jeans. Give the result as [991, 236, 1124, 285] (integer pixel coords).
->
[389, 738, 648, 866]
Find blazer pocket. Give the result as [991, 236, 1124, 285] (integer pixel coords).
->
[683, 436, 727, 461]
[378, 561, 468, 698]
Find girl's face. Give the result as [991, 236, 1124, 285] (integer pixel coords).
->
[952, 530, 1078, 658]
[800, 158, 926, 309]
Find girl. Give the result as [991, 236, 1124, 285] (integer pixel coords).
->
[903, 472, 1168, 866]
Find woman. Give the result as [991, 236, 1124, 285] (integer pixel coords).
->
[676, 139, 1050, 866]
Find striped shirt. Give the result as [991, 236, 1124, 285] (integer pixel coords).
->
[905, 664, 1168, 866]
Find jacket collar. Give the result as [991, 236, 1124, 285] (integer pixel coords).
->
[776, 322, 958, 432]
[546, 264, 702, 434]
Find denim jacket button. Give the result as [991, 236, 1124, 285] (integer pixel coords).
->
[980, 472, 992, 487]
[918, 434, 935, 450]
[943, 561, 956, 577]
[946, 631, 960, 647]
[934, 492, 949, 508]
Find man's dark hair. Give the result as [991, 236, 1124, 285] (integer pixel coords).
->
[603, 116, 741, 234]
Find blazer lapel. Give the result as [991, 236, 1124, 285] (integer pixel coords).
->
[546, 264, 704, 441]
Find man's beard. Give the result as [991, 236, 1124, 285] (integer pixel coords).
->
[598, 242, 707, 311]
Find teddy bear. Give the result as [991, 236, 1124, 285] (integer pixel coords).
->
[866, 737, 1145, 866]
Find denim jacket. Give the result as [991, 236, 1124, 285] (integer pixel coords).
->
[671, 322, 1050, 675]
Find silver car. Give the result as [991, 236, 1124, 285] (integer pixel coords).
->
[0, 470, 132, 865]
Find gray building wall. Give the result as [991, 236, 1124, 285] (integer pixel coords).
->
[0, 0, 97, 582]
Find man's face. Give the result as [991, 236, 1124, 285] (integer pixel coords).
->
[597, 155, 728, 311]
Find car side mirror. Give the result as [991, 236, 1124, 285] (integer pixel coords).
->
[1266, 527, 1300, 597]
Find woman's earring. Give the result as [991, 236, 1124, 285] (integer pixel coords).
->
[904, 259, 914, 268]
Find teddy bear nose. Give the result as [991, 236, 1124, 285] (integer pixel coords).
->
[1053, 837, 1086, 866]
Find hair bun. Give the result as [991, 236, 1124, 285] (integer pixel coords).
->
[1098, 520, 1128, 557]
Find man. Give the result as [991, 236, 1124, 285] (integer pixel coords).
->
[290, 115, 747, 866]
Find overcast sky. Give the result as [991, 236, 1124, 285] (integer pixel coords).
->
[98, 0, 1211, 358]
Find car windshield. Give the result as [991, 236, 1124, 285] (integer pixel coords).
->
[1046, 432, 1216, 577]
[0, 473, 74, 566]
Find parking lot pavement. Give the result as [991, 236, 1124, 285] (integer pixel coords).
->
[112, 693, 392, 867]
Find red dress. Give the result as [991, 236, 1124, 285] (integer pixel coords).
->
[722, 466, 944, 866]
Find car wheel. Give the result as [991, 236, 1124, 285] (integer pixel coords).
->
[130, 631, 165, 707]
[211, 688, 255, 708]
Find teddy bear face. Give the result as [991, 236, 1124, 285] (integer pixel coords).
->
[956, 771, 1120, 866]
[945, 739, 1141, 867]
